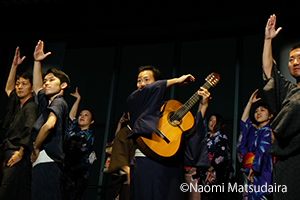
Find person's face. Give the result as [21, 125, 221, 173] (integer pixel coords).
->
[137, 70, 155, 89]
[43, 73, 64, 96]
[15, 77, 33, 99]
[78, 110, 94, 128]
[208, 115, 217, 133]
[288, 48, 300, 79]
[254, 106, 272, 124]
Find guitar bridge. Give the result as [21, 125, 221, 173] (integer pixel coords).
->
[155, 129, 170, 144]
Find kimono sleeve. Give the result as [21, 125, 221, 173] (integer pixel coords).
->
[19, 102, 38, 150]
[127, 80, 167, 137]
[263, 61, 295, 116]
[67, 117, 80, 137]
[184, 111, 210, 169]
[2, 90, 19, 129]
[210, 135, 231, 171]
[237, 118, 252, 155]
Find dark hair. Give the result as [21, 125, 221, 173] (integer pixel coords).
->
[208, 113, 225, 133]
[290, 44, 300, 53]
[137, 65, 163, 81]
[253, 103, 273, 124]
[81, 108, 95, 122]
[254, 102, 272, 115]
[16, 72, 33, 86]
[43, 68, 70, 91]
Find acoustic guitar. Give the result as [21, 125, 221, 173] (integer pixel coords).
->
[136, 73, 220, 160]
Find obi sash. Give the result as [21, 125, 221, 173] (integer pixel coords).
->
[242, 152, 254, 169]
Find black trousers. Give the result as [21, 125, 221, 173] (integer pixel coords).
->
[0, 153, 31, 200]
[32, 162, 62, 200]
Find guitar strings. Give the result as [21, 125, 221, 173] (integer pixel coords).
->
[158, 81, 214, 138]
[169, 81, 211, 122]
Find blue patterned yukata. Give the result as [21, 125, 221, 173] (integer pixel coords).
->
[237, 118, 273, 200]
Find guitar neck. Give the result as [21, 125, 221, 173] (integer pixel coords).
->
[174, 81, 212, 119]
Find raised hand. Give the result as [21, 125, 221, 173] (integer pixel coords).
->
[248, 169, 257, 183]
[13, 46, 26, 66]
[265, 14, 282, 40]
[70, 87, 81, 99]
[118, 112, 129, 124]
[33, 40, 51, 61]
[177, 74, 195, 86]
[198, 87, 211, 106]
[30, 143, 40, 163]
[249, 89, 261, 104]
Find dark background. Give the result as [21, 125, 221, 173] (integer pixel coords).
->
[0, 1, 297, 199]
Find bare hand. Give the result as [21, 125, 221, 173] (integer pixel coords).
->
[70, 87, 81, 99]
[205, 171, 216, 184]
[33, 40, 51, 61]
[198, 87, 211, 106]
[249, 89, 261, 104]
[13, 46, 26, 66]
[7, 151, 22, 167]
[265, 14, 282, 40]
[271, 129, 275, 144]
[31, 148, 40, 163]
[122, 165, 130, 183]
[119, 112, 129, 124]
[248, 168, 257, 183]
[177, 74, 195, 86]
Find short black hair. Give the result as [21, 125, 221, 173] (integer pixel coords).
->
[290, 44, 300, 53]
[137, 65, 163, 81]
[16, 72, 33, 86]
[253, 102, 273, 124]
[43, 68, 70, 91]
[254, 102, 273, 115]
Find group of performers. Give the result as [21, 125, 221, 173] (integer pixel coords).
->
[0, 41, 95, 200]
[107, 14, 300, 200]
[0, 13, 299, 200]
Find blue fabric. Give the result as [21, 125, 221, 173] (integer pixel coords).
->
[237, 118, 273, 199]
[127, 80, 167, 138]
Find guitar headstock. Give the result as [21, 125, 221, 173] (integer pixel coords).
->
[205, 73, 220, 87]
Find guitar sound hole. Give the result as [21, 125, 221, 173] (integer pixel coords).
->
[168, 112, 182, 126]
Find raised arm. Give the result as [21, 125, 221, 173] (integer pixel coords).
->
[115, 112, 129, 136]
[69, 87, 81, 120]
[263, 14, 282, 79]
[166, 74, 195, 88]
[197, 87, 211, 118]
[5, 47, 26, 96]
[241, 89, 261, 122]
[33, 40, 51, 95]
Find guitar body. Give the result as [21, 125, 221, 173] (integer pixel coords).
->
[136, 99, 194, 160]
[136, 72, 220, 160]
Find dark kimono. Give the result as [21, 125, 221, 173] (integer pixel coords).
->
[199, 131, 232, 200]
[0, 90, 37, 200]
[263, 62, 299, 200]
[31, 89, 68, 200]
[61, 117, 94, 200]
[127, 80, 209, 200]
